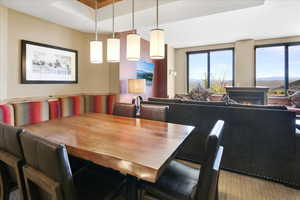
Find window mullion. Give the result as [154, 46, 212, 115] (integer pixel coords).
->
[285, 45, 289, 96]
[207, 52, 210, 88]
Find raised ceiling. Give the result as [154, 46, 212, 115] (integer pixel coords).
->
[77, 0, 123, 9]
[5, 0, 297, 48]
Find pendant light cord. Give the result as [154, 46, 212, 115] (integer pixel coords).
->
[156, 0, 158, 29]
[112, 0, 115, 38]
[132, 0, 135, 30]
[95, 0, 98, 41]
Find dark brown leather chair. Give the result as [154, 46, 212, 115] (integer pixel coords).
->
[140, 104, 169, 122]
[20, 131, 126, 200]
[0, 122, 26, 200]
[140, 120, 225, 200]
[113, 103, 136, 118]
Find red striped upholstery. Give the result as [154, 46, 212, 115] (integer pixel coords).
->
[60, 96, 84, 117]
[0, 104, 15, 126]
[85, 95, 108, 113]
[49, 100, 62, 120]
[107, 94, 117, 114]
[14, 101, 49, 126]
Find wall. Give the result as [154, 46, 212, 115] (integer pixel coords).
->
[1, 7, 112, 100]
[234, 39, 255, 87]
[0, 5, 8, 101]
[117, 31, 167, 103]
[174, 36, 300, 94]
[167, 45, 175, 98]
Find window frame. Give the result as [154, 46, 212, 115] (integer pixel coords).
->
[255, 42, 300, 96]
[186, 48, 235, 93]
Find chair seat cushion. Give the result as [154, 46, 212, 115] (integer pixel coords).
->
[74, 166, 125, 200]
[142, 161, 200, 200]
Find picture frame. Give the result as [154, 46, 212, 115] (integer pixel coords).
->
[136, 61, 154, 86]
[21, 40, 78, 84]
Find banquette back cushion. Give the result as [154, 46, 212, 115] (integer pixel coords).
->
[14, 101, 49, 126]
[0, 104, 15, 126]
[60, 96, 85, 117]
[85, 95, 108, 113]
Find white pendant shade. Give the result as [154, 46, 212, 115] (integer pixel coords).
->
[107, 38, 120, 63]
[126, 33, 141, 61]
[150, 29, 165, 59]
[90, 40, 103, 64]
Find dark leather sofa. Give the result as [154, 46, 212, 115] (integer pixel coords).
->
[143, 98, 300, 188]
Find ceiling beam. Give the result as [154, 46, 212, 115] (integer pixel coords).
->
[78, 0, 123, 9]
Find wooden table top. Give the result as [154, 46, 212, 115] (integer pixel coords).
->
[23, 113, 194, 182]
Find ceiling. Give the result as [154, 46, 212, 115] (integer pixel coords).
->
[1, 0, 299, 48]
[77, 0, 123, 9]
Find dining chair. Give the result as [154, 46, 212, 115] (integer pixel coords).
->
[113, 103, 136, 118]
[140, 120, 225, 200]
[0, 122, 26, 200]
[140, 104, 169, 122]
[19, 131, 126, 200]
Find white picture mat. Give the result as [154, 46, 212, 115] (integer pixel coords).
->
[25, 44, 76, 81]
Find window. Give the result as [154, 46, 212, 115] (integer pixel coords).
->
[255, 43, 300, 96]
[187, 49, 234, 94]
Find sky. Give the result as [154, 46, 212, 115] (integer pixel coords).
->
[255, 45, 300, 80]
[189, 50, 233, 81]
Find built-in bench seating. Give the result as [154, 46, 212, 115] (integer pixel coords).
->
[0, 94, 117, 127]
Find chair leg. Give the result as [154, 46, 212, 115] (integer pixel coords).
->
[0, 163, 10, 200]
[215, 178, 219, 200]
[138, 187, 145, 200]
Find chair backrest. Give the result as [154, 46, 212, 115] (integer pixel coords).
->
[0, 122, 25, 199]
[113, 103, 136, 118]
[20, 131, 76, 200]
[140, 104, 169, 122]
[195, 120, 225, 200]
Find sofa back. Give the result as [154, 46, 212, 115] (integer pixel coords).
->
[142, 101, 297, 186]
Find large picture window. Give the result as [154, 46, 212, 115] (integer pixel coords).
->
[187, 49, 234, 94]
[255, 43, 300, 96]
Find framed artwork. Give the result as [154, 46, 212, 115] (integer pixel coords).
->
[136, 61, 155, 86]
[21, 40, 78, 84]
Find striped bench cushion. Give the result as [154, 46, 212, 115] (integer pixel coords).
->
[60, 96, 84, 117]
[14, 101, 49, 126]
[85, 95, 108, 113]
[0, 104, 15, 126]
[107, 94, 117, 114]
[49, 100, 62, 120]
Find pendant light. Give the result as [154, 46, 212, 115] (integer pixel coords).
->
[150, 0, 165, 60]
[126, 0, 140, 61]
[107, 0, 120, 63]
[90, 0, 103, 64]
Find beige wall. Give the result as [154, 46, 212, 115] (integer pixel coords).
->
[0, 7, 113, 100]
[234, 39, 255, 87]
[0, 5, 8, 100]
[167, 45, 176, 98]
[174, 36, 300, 94]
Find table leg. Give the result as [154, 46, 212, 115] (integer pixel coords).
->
[126, 175, 138, 200]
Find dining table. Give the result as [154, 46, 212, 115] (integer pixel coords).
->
[23, 113, 195, 200]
